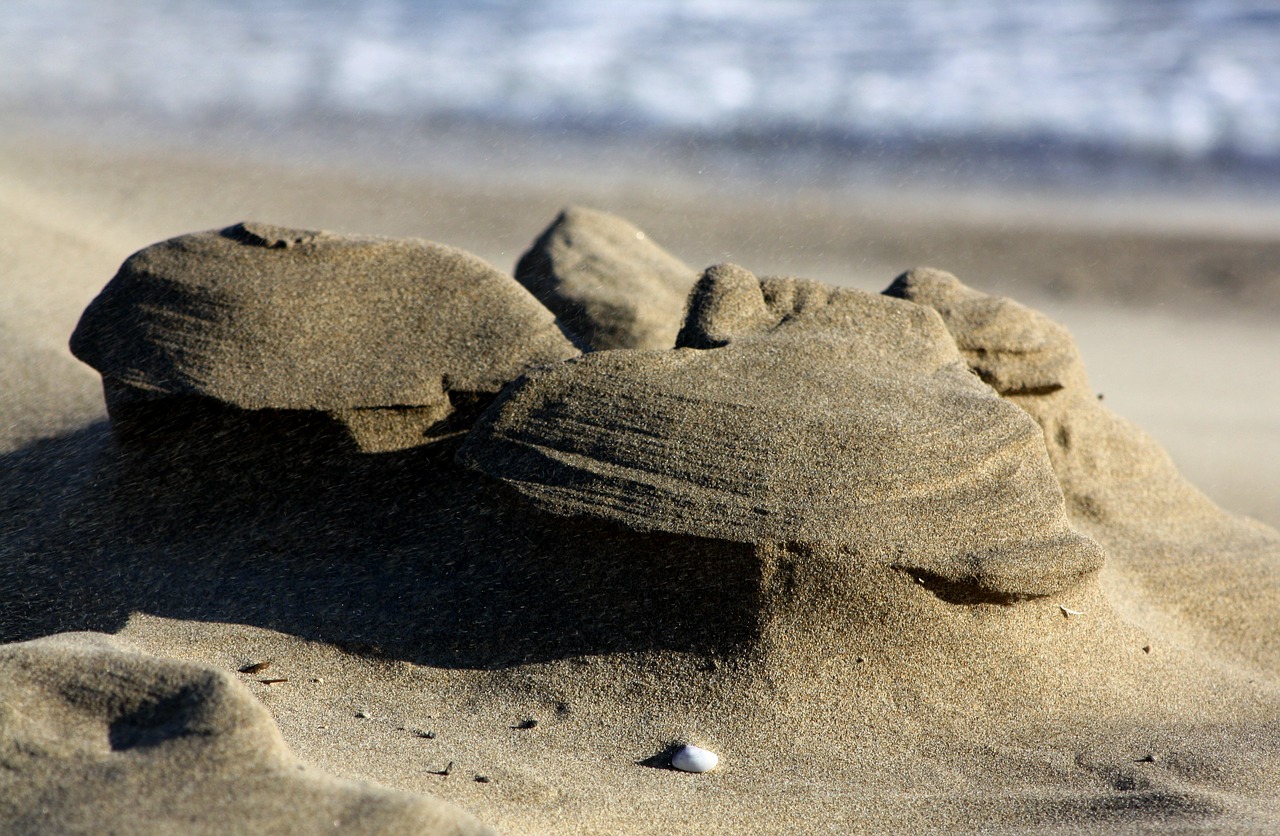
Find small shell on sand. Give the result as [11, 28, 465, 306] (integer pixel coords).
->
[671, 744, 719, 773]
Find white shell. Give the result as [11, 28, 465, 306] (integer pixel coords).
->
[671, 744, 718, 773]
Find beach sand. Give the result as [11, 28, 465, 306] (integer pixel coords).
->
[2, 127, 1279, 833]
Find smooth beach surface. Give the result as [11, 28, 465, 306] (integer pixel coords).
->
[3, 125, 1280, 834]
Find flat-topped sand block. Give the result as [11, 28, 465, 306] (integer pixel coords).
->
[70, 222, 579, 455]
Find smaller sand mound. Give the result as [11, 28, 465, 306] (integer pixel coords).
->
[0, 632, 491, 835]
[887, 267, 1280, 669]
[514, 206, 696, 350]
[70, 222, 579, 453]
[461, 264, 1103, 599]
[884, 267, 1079, 395]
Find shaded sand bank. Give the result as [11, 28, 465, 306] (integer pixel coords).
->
[2, 133, 1280, 833]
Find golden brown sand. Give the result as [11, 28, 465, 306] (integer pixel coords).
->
[2, 130, 1279, 834]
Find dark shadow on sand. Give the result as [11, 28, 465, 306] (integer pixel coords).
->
[0, 421, 760, 668]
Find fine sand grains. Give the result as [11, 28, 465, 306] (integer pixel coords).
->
[3, 168, 1280, 833]
[0, 633, 492, 835]
[69, 221, 578, 454]
[888, 267, 1280, 671]
[514, 206, 696, 351]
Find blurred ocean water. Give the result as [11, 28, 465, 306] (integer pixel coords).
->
[5, 0, 1279, 189]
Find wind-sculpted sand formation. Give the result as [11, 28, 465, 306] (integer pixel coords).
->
[3, 208, 1279, 833]
[69, 222, 579, 455]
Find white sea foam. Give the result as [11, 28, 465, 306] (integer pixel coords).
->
[3, 0, 1278, 169]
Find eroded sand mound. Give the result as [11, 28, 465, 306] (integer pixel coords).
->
[70, 221, 579, 453]
[0, 632, 491, 835]
[462, 263, 1103, 599]
[514, 206, 696, 350]
[886, 267, 1280, 670]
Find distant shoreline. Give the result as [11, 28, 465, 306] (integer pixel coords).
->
[10, 105, 1280, 235]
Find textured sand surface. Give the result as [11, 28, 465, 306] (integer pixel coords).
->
[462, 265, 1104, 597]
[2, 131, 1279, 833]
[70, 221, 577, 453]
[0, 633, 491, 835]
[514, 206, 695, 350]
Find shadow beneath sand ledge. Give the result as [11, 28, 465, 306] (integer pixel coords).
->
[0, 422, 762, 668]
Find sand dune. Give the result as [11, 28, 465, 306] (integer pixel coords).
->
[2, 134, 1279, 833]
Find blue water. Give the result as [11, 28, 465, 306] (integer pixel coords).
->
[5, 0, 1280, 188]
